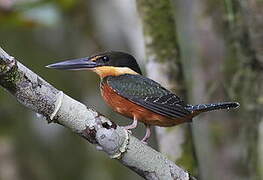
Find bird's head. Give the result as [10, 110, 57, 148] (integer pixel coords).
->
[46, 51, 142, 78]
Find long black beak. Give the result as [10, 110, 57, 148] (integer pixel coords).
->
[46, 57, 97, 70]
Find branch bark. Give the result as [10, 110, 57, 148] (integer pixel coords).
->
[0, 46, 195, 180]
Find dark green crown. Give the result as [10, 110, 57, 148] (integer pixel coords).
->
[93, 51, 142, 75]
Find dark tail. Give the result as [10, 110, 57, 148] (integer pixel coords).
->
[186, 102, 240, 114]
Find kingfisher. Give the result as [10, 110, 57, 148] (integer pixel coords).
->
[47, 51, 239, 143]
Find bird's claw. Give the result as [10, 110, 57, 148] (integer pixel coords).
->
[141, 140, 148, 145]
[123, 127, 133, 134]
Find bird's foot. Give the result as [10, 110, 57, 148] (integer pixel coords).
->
[123, 118, 138, 134]
[140, 134, 150, 144]
[140, 139, 148, 145]
[123, 126, 133, 134]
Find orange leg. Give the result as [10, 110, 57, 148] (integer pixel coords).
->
[141, 124, 151, 144]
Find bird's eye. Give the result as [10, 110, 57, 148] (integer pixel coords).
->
[102, 56, 109, 63]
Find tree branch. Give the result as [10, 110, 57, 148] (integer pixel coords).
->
[0, 46, 195, 180]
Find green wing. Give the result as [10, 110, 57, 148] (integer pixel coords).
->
[104, 74, 191, 119]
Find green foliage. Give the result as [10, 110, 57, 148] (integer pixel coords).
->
[56, 0, 78, 10]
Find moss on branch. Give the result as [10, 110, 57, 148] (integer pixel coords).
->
[0, 61, 21, 93]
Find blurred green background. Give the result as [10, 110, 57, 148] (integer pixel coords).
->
[0, 0, 145, 179]
[1, 0, 263, 180]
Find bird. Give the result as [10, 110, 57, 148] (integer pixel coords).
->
[46, 51, 239, 143]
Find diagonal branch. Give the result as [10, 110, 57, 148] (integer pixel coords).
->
[0, 46, 195, 180]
